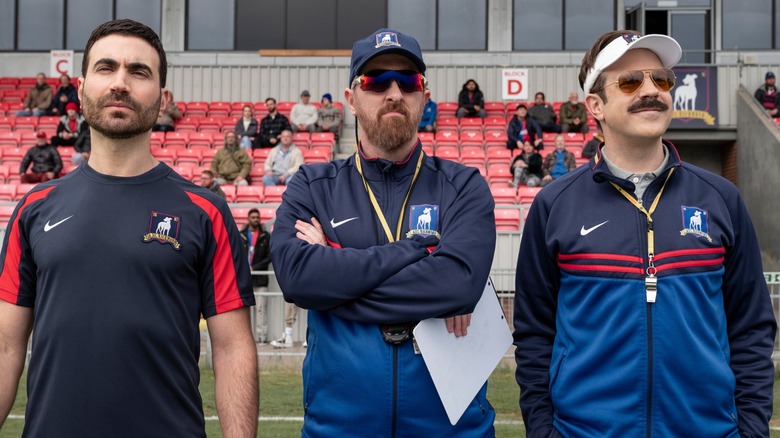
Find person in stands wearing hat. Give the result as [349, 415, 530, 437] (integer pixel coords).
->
[20, 131, 63, 183]
[316, 93, 342, 140]
[51, 102, 86, 147]
[270, 28, 496, 437]
[754, 71, 780, 117]
[290, 90, 318, 133]
[514, 30, 776, 438]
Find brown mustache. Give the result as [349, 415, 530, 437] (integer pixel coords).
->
[628, 98, 669, 113]
[97, 92, 140, 112]
[379, 102, 410, 117]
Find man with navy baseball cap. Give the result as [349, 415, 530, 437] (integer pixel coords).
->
[270, 28, 497, 436]
[515, 30, 776, 438]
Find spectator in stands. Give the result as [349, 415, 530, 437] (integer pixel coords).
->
[754, 71, 780, 117]
[51, 102, 86, 147]
[16, 73, 52, 117]
[152, 92, 181, 132]
[270, 303, 301, 349]
[582, 124, 603, 159]
[418, 98, 437, 132]
[270, 28, 496, 437]
[211, 131, 251, 186]
[199, 169, 226, 199]
[263, 129, 303, 187]
[559, 91, 589, 133]
[239, 209, 272, 344]
[456, 79, 487, 118]
[541, 134, 575, 185]
[72, 124, 91, 166]
[49, 73, 79, 116]
[510, 140, 543, 188]
[234, 104, 258, 149]
[19, 131, 62, 183]
[259, 97, 291, 148]
[515, 30, 776, 438]
[507, 103, 543, 151]
[0, 19, 257, 438]
[316, 93, 342, 140]
[528, 91, 561, 133]
[290, 90, 318, 133]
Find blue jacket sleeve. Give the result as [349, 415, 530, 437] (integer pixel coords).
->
[328, 168, 496, 323]
[270, 168, 433, 311]
[513, 194, 560, 438]
[721, 191, 776, 438]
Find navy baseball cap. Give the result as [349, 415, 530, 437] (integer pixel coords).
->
[766, 71, 776, 80]
[349, 28, 426, 86]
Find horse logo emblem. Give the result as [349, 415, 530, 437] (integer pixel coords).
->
[406, 204, 441, 239]
[143, 211, 182, 250]
[375, 32, 401, 48]
[680, 206, 712, 242]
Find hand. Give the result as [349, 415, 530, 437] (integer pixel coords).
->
[45, 172, 55, 179]
[543, 175, 552, 182]
[534, 139, 542, 147]
[270, 137, 278, 144]
[234, 176, 245, 183]
[59, 95, 68, 102]
[321, 124, 329, 130]
[573, 117, 581, 124]
[446, 314, 472, 337]
[473, 105, 481, 112]
[279, 174, 286, 184]
[517, 161, 527, 168]
[295, 218, 327, 247]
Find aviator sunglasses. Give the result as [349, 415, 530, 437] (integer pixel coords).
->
[599, 68, 676, 94]
[352, 70, 427, 93]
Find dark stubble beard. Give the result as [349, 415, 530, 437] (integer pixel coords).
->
[356, 98, 422, 155]
[82, 89, 161, 140]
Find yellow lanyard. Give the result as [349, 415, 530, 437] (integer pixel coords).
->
[609, 168, 674, 303]
[354, 151, 424, 243]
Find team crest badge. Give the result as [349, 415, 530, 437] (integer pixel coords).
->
[622, 34, 639, 44]
[142, 211, 182, 250]
[680, 206, 712, 242]
[406, 204, 441, 239]
[375, 32, 401, 49]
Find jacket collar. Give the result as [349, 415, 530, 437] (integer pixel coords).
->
[355, 140, 423, 180]
[590, 138, 683, 190]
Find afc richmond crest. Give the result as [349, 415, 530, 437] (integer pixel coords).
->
[375, 31, 401, 48]
[142, 211, 182, 250]
[406, 204, 441, 239]
[680, 206, 712, 242]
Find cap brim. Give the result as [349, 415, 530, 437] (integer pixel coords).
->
[353, 48, 426, 79]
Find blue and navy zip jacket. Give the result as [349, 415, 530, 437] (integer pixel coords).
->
[271, 141, 496, 437]
[513, 141, 776, 438]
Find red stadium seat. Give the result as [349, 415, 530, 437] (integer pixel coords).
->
[484, 130, 509, 148]
[171, 165, 194, 180]
[253, 148, 271, 161]
[263, 185, 286, 204]
[175, 148, 203, 166]
[0, 116, 15, 131]
[15, 183, 36, 200]
[494, 208, 521, 231]
[276, 102, 295, 117]
[418, 132, 435, 144]
[484, 116, 507, 132]
[436, 116, 459, 131]
[0, 184, 16, 201]
[302, 147, 331, 164]
[505, 101, 528, 113]
[0, 203, 15, 228]
[517, 186, 542, 205]
[460, 146, 486, 166]
[484, 102, 506, 116]
[230, 206, 251, 228]
[235, 185, 264, 203]
[292, 132, 311, 147]
[208, 101, 231, 118]
[185, 101, 209, 117]
[175, 115, 201, 132]
[188, 131, 215, 149]
[487, 163, 512, 185]
[14, 116, 38, 132]
[460, 130, 484, 145]
[434, 145, 459, 162]
[311, 132, 335, 145]
[164, 131, 190, 149]
[0, 130, 21, 148]
[198, 117, 225, 133]
[221, 184, 237, 202]
[249, 163, 265, 185]
[258, 206, 277, 224]
[437, 102, 458, 117]
[434, 130, 458, 143]
[491, 186, 518, 205]
[486, 148, 512, 166]
[459, 117, 483, 132]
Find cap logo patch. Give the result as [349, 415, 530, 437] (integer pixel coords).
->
[375, 32, 401, 49]
[622, 34, 639, 44]
[143, 211, 182, 250]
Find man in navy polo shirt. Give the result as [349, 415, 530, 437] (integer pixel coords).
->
[0, 19, 258, 437]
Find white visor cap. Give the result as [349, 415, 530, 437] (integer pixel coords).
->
[582, 34, 682, 94]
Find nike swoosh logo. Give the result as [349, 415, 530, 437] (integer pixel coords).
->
[580, 220, 609, 236]
[330, 217, 358, 228]
[44, 215, 74, 232]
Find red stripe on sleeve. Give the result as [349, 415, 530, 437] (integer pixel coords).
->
[0, 187, 55, 304]
[653, 247, 725, 261]
[656, 257, 725, 272]
[185, 192, 243, 314]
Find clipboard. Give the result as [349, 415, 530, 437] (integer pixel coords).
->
[412, 278, 513, 425]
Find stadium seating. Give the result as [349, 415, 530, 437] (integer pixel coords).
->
[437, 102, 458, 117]
[263, 185, 286, 204]
[494, 208, 521, 231]
[0, 184, 16, 201]
[491, 186, 518, 205]
[221, 184, 237, 202]
[0, 204, 15, 228]
[484, 101, 506, 116]
[434, 145, 459, 162]
[235, 185, 264, 203]
[517, 186, 542, 205]
[487, 163, 512, 185]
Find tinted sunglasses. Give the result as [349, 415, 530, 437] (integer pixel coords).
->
[601, 68, 676, 94]
[352, 70, 427, 93]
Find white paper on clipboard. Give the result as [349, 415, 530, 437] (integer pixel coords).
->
[412, 278, 513, 425]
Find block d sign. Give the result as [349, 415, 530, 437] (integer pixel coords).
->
[50, 50, 74, 78]
[502, 68, 528, 101]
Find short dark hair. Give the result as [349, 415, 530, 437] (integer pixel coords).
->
[535, 92, 545, 101]
[201, 169, 214, 178]
[248, 208, 260, 217]
[82, 19, 167, 87]
[265, 97, 277, 105]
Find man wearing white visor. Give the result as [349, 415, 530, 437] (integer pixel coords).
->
[513, 30, 776, 438]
